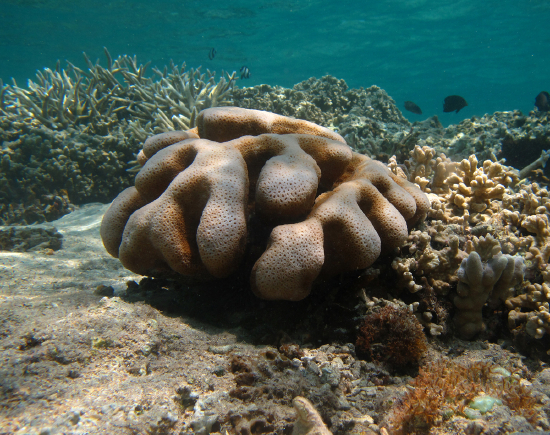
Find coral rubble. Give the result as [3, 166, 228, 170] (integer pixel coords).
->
[233, 77, 413, 161]
[0, 225, 62, 252]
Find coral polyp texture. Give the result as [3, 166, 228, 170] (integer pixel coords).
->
[101, 107, 429, 300]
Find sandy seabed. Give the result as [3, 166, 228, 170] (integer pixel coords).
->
[1, 204, 550, 435]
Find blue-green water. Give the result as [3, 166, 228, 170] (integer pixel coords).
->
[1, 0, 549, 125]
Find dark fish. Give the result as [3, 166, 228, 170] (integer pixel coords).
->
[404, 101, 422, 115]
[208, 48, 216, 60]
[535, 91, 550, 111]
[240, 66, 250, 79]
[443, 95, 468, 113]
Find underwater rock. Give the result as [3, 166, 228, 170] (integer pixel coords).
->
[0, 225, 62, 252]
[232, 77, 412, 158]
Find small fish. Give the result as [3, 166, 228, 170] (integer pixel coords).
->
[535, 91, 550, 111]
[240, 66, 251, 79]
[404, 101, 422, 115]
[443, 95, 468, 113]
[208, 48, 216, 60]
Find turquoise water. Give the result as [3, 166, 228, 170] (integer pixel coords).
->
[1, 0, 549, 125]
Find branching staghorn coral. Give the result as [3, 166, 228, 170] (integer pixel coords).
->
[0, 50, 237, 224]
[1, 47, 236, 135]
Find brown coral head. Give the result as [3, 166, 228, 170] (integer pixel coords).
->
[101, 107, 429, 301]
[197, 106, 346, 143]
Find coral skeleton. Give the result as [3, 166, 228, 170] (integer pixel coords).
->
[292, 397, 331, 435]
[519, 149, 550, 179]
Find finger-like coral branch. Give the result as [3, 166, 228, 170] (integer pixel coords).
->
[1, 48, 236, 139]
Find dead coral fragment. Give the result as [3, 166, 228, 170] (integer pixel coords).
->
[292, 397, 331, 435]
[519, 149, 550, 179]
[356, 305, 427, 370]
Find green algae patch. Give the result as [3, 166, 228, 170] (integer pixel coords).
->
[91, 337, 112, 349]
[468, 395, 502, 414]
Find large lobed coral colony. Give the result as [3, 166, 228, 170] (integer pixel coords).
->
[101, 107, 430, 300]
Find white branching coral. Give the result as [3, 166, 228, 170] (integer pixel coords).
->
[0, 48, 236, 136]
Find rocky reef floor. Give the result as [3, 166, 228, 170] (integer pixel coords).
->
[1, 204, 549, 434]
